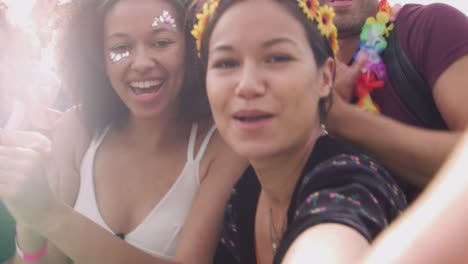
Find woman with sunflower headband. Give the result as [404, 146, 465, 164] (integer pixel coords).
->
[190, 0, 407, 263]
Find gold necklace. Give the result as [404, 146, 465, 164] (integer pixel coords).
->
[269, 207, 286, 255]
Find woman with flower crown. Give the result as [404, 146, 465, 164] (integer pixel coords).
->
[188, 0, 407, 263]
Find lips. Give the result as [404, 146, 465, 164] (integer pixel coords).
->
[127, 79, 164, 103]
[231, 110, 275, 131]
[128, 79, 163, 95]
[232, 110, 274, 122]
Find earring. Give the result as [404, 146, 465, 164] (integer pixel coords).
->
[321, 124, 328, 136]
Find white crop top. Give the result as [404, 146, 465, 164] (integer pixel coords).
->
[74, 123, 216, 260]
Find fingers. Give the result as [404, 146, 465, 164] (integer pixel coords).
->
[334, 61, 357, 102]
[28, 105, 63, 131]
[0, 129, 51, 151]
[336, 52, 367, 79]
[333, 52, 370, 103]
[0, 156, 32, 175]
[352, 52, 367, 72]
[46, 108, 63, 128]
[0, 146, 45, 183]
[391, 4, 402, 22]
[0, 145, 39, 160]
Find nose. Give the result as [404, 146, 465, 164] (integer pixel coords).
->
[235, 61, 265, 99]
[130, 46, 156, 73]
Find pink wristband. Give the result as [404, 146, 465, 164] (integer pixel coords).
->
[15, 237, 48, 262]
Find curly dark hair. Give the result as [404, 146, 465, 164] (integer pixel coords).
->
[59, 0, 211, 136]
[187, 0, 335, 123]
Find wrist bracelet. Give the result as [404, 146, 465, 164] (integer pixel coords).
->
[15, 236, 48, 262]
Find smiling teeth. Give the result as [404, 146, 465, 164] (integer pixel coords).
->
[130, 80, 162, 89]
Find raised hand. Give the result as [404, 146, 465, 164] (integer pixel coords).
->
[333, 52, 367, 103]
[391, 3, 402, 22]
[0, 129, 57, 231]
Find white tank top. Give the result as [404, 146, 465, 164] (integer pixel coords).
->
[74, 123, 216, 260]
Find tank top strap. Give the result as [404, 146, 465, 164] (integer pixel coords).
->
[194, 124, 217, 162]
[91, 125, 111, 149]
[81, 125, 111, 175]
[187, 123, 198, 161]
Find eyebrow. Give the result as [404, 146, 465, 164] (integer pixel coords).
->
[263, 37, 298, 48]
[151, 27, 174, 34]
[107, 32, 128, 40]
[210, 44, 234, 54]
[210, 37, 298, 55]
[106, 27, 174, 40]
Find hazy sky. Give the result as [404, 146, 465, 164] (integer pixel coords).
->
[394, 0, 468, 14]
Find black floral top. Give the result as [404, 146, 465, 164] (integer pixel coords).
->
[214, 135, 407, 264]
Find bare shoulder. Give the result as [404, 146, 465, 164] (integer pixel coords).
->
[196, 119, 248, 183]
[50, 105, 91, 206]
[173, 121, 248, 263]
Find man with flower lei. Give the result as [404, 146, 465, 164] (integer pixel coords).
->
[321, 0, 468, 203]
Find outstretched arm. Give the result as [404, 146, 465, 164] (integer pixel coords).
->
[360, 130, 468, 263]
[283, 224, 369, 264]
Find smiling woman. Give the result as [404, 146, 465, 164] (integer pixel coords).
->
[190, 0, 407, 263]
[0, 0, 248, 264]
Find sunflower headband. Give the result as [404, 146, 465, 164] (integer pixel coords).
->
[191, 0, 339, 57]
[298, 0, 338, 54]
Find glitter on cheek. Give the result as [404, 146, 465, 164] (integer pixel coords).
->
[109, 50, 130, 64]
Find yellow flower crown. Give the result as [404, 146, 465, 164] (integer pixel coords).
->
[298, 0, 339, 55]
[191, 0, 220, 57]
[191, 0, 339, 57]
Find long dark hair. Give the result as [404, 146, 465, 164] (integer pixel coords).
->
[188, 0, 335, 123]
[59, 0, 210, 136]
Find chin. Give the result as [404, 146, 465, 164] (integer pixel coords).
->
[231, 141, 278, 161]
[129, 107, 166, 120]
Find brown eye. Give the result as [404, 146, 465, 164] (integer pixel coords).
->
[152, 39, 174, 48]
[266, 54, 293, 64]
[212, 59, 239, 69]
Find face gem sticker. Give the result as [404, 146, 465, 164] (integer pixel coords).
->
[109, 50, 130, 64]
[152, 10, 177, 31]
